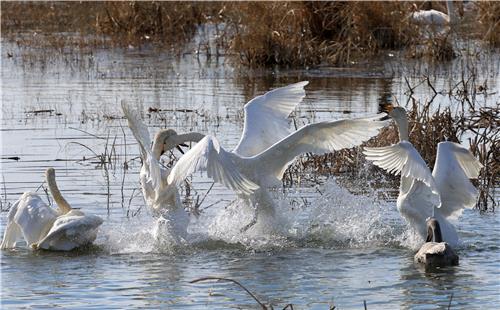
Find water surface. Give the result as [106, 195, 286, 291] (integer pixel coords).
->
[1, 40, 499, 309]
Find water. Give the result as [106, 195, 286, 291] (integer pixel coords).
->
[1, 40, 499, 308]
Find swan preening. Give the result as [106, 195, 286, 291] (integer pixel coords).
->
[414, 217, 459, 267]
[1, 168, 103, 251]
[363, 104, 482, 247]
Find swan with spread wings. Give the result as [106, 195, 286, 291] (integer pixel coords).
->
[167, 81, 389, 231]
[363, 104, 482, 246]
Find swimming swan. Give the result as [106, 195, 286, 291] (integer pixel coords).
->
[167, 81, 389, 230]
[414, 217, 459, 267]
[1, 168, 103, 251]
[363, 104, 482, 246]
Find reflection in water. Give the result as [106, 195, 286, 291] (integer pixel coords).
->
[1, 41, 499, 308]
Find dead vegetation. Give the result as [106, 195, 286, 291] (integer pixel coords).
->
[2, 2, 499, 66]
[283, 72, 498, 211]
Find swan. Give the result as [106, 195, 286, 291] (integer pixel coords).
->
[363, 104, 482, 246]
[122, 101, 233, 239]
[410, 1, 456, 29]
[167, 81, 389, 231]
[414, 217, 459, 267]
[1, 168, 103, 251]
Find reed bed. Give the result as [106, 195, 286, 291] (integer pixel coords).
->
[2, 2, 499, 66]
[284, 74, 499, 211]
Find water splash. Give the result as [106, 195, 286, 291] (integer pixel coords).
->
[96, 179, 426, 254]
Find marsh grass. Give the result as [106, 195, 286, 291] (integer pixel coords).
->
[1, 2, 207, 50]
[476, 2, 500, 47]
[284, 73, 498, 211]
[3, 2, 499, 67]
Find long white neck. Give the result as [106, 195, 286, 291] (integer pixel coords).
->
[446, 1, 455, 24]
[46, 169, 72, 214]
[152, 139, 164, 160]
[395, 114, 409, 142]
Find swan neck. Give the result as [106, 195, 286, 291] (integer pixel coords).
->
[394, 113, 409, 141]
[152, 133, 165, 160]
[434, 222, 443, 242]
[152, 143, 163, 160]
[47, 173, 72, 214]
[175, 132, 204, 145]
[446, 1, 455, 24]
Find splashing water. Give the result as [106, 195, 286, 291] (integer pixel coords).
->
[97, 178, 427, 254]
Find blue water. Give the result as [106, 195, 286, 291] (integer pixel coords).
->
[1, 40, 499, 309]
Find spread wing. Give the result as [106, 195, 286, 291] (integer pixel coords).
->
[363, 141, 441, 201]
[167, 136, 259, 196]
[121, 101, 162, 192]
[432, 141, 483, 219]
[233, 81, 309, 157]
[253, 114, 389, 184]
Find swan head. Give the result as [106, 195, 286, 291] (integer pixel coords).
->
[425, 217, 443, 243]
[379, 103, 409, 141]
[45, 167, 56, 180]
[152, 129, 187, 157]
[379, 103, 407, 119]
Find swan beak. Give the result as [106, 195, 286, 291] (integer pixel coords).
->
[379, 103, 394, 114]
[176, 145, 185, 154]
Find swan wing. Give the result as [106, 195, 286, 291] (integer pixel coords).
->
[233, 81, 309, 156]
[254, 114, 389, 183]
[121, 101, 162, 192]
[1, 199, 22, 249]
[363, 141, 440, 198]
[432, 141, 483, 219]
[167, 136, 259, 195]
[37, 214, 103, 251]
[6, 193, 59, 247]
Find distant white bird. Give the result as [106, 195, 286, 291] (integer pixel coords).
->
[410, 1, 456, 34]
[1, 168, 103, 251]
[414, 217, 459, 268]
[167, 81, 388, 231]
[363, 104, 482, 246]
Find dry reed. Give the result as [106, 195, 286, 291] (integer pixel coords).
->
[284, 75, 498, 211]
[3, 2, 498, 66]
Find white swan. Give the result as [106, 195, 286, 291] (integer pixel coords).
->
[410, 1, 456, 29]
[167, 81, 389, 231]
[122, 101, 235, 239]
[414, 217, 459, 268]
[363, 104, 482, 246]
[1, 168, 103, 251]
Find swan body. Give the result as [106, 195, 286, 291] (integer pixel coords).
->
[410, 1, 456, 36]
[122, 102, 216, 239]
[414, 217, 459, 268]
[364, 105, 482, 246]
[411, 9, 450, 27]
[167, 81, 389, 230]
[1, 168, 103, 251]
